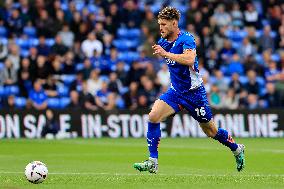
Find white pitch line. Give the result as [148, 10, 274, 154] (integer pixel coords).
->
[0, 171, 284, 177]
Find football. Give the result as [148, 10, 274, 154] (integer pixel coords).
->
[24, 161, 48, 184]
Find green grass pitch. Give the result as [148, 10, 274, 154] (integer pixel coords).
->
[0, 138, 283, 189]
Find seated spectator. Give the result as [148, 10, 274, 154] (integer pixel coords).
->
[51, 35, 68, 56]
[81, 32, 103, 58]
[37, 36, 50, 56]
[108, 72, 123, 94]
[247, 93, 259, 109]
[35, 55, 50, 81]
[68, 90, 81, 109]
[95, 81, 116, 110]
[79, 81, 98, 111]
[2, 59, 17, 85]
[260, 82, 281, 107]
[157, 64, 170, 90]
[258, 25, 275, 52]
[222, 89, 239, 109]
[115, 61, 129, 86]
[70, 71, 84, 92]
[7, 43, 21, 71]
[208, 84, 223, 109]
[17, 70, 32, 97]
[244, 3, 259, 28]
[41, 109, 60, 138]
[28, 80, 48, 110]
[123, 82, 138, 110]
[87, 69, 102, 96]
[265, 60, 281, 81]
[229, 73, 243, 94]
[62, 51, 76, 74]
[43, 75, 58, 97]
[245, 70, 260, 94]
[227, 53, 244, 76]
[58, 24, 74, 48]
[3, 95, 16, 109]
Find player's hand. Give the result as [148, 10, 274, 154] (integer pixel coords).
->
[152, 44, 168, 57]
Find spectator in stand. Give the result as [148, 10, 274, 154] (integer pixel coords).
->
[229, 73, 243, 94]
[35, 9, 54, 38]
[258, 25, 275, 52]
[276, 25, 284, 50]
[261, 82, 281, 108]
[227, 53, 244, 76]
[208, 84, 223, 109]
[28, 47, 38, 67]
[219, 39, 236, 64]
[95, 81, 116, 110]
[213, 70, 228, 95]
[81, 58, 92, 80]
[87, 69, 102, 96]
[108, 72, 123, 94]
[141, 8, 159, 40]
[212, 4, 231, 27]
[245, 70, 260, 94]
[81, 32, 103, 58]
[139, 78, 158, 106]
[265, 59, 281, 81]
[37, 36, 50, 56]
[35, 55, 50, 81]
[41, 109, 60, 138]
[222, 89, 239, 110]
[123, 81, 138, 110]
[244, 3, 259, 28]
[7, 9, 24, 36]
[115, 61, 129, 86]
[0, 40, 8, 62]
[3, 95, 16, 109]
[17, 70, 32, 97]
[51, 34, 68, 56]
[7, 43, 21, 71]
[2, 58, 17, 85]
[28, 79, 48, 110]
[157, 64, 170, 91]
[62, 51, 76, 75]
[43, 75, 58, 97]
[239, 37, 256, 59]
[247, 93, 259, 109]
[79, 81, 98, 111]
[68, 90, 81, 109]
[70, 71, 84, 92]
[58, 24, 74, 48]
[105, 3, 121, 35]
[121, 0, 142, 28]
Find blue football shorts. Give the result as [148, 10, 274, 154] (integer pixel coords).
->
[159, 85, 213, 123]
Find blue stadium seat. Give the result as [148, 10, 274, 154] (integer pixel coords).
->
[57, 85, 69, 97]
[128, 28, 141, 38]
[118, 51, 139, 63]
[45, 38, 55, 46]
[61, 75, 76, 85]
[0, 26, 7, 37]
[60, 97, 70, 108]
[15, 97, 27, 108]
[15, 38, 30, 49]
[75, 63, 84, 71]
[28, 38, 39, 47]
[113, 39, 139, 51]
[0, 38, 8, 45]
[47, 98, 61, 109]
[0, 86, 5, 96]
[117, 28, 128, 39]
[239, 76, 248, 84]
[23, 27, 37, 37]
[0, 63, 4, 70]
[75, 2, 85, 11]
[20, 49, 29, 57]
[5, 85, 19, 96]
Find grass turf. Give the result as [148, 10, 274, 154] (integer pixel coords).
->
[0, 138, 283, 189]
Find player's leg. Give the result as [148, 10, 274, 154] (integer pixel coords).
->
[180, 86, 245, 171]
[134, 89, 181, 173]
[199, 120, 245, 171]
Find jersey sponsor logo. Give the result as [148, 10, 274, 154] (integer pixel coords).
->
[166, 58, 176, 65]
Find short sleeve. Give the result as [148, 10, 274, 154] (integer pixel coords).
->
[182, 33, 196, 50]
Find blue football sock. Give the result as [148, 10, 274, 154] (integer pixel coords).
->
[147, 122, 161, 158]
[213, 128, 238, 151]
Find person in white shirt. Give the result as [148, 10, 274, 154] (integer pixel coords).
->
[81, 32, 103, 58]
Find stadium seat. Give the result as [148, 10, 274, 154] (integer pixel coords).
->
[61, 75, 76, 85]
[0, 26, 7, 37]
[60, 97, 70, 108]
[20, 49, 29, 57]
[5, 85, 20, 96]
[118, 52, 139, 63]
[45, 38, 55, 46]
[0, 38, 8, 45]
[75, 63, 84, 71]
[57, 85, 69, 97]
[0, 86, 5, 96]
[47, 98, 61, 109]
[15, 97, 27, 108]
[0, 63, 4, 70]
[23, 27, 37, 38]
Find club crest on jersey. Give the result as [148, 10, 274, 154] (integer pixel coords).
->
[166, 58, 176, 65]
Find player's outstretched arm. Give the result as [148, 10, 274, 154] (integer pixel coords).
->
[152, 45, 196, 66]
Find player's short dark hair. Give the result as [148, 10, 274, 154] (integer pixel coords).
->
[158, 7, 180, 21]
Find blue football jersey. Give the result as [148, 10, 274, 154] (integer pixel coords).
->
[158, 31, 203, 93]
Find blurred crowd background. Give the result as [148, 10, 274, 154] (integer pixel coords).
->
[0, 0, 284, 111]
